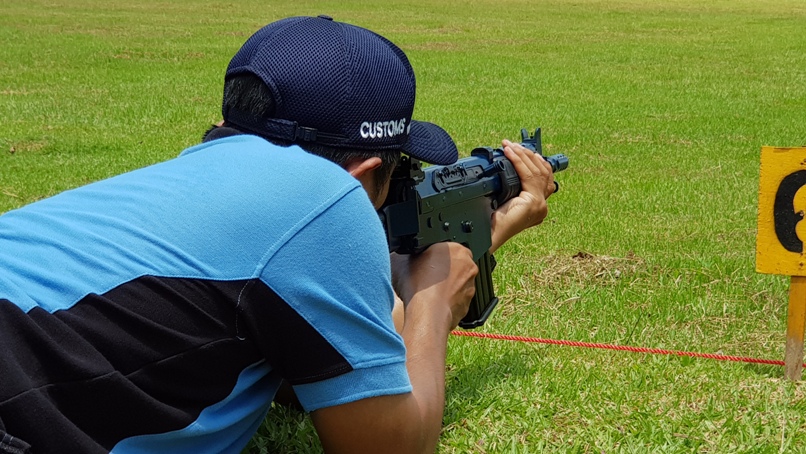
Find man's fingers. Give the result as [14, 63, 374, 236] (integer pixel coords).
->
[502, 140, 541, 180]
[502, 139, 555, 197]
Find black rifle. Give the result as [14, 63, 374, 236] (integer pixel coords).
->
[379, 128, 569, 328]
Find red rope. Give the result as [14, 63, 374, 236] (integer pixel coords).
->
[451, 330, 806, 367]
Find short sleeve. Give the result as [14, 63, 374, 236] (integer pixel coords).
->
[247, 184, 411, 411]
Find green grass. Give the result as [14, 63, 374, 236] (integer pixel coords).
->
[2, 0, 806, 452]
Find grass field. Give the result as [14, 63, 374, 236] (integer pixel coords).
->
[2, 0, 806, 452]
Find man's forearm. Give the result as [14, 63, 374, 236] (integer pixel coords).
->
[311, 296, 453, 454]
[400, 296, 454, 453]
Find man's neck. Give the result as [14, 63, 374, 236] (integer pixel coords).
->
[202, 125, 246, 143]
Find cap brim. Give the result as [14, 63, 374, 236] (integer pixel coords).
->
[402, 120, 458, 165]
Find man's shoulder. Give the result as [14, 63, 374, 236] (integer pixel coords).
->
[179, 133, 273, 157]
[179, 134, 351, 184]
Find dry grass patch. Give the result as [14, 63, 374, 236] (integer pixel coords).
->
[8, 140, 49, 154]
[533, 251, 647, 289]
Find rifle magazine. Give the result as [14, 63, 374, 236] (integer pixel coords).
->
[458, 252, 498, 329]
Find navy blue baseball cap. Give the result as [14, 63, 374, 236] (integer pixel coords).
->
[224, 15, 458, 165]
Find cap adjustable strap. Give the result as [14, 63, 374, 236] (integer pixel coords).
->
[223, 106, 348, 146]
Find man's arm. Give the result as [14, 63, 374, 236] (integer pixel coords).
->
[310, 242, 477, 454]
[308, 140, 553, 452]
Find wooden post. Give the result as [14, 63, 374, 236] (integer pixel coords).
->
[786, 276, 806, 380]
[756, 146, 806, 381]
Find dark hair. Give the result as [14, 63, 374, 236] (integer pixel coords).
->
[212, 74, 401, 191]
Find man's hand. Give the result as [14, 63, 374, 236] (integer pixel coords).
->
[391, 242, 478, 331]
[489, 139, 555, 253]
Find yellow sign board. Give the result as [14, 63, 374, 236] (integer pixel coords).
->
[756, 147, 806, 276]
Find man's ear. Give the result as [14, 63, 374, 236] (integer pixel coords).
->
[345, 157, 382, 180]
[346, 157, 385, 208]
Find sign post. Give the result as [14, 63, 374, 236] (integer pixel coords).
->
[785, 277, 806, 380]
[756, 146, 806, 381]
